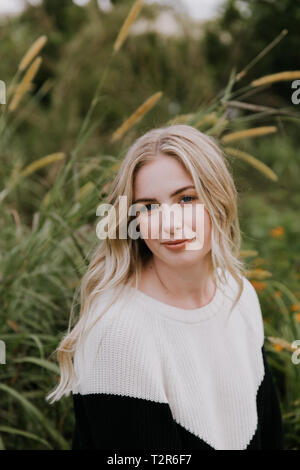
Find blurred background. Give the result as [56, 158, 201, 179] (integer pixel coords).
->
[0, 0, 299, 450]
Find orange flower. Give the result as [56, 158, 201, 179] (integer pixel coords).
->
[274, 344, 283, 352]
[274, 290, 282, 298]
[295, 313, 300, 323]
[291, 304, 300, 311]
[269, 226, 284, 238]
[251, 280, 266, 290]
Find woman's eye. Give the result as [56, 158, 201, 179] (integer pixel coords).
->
[180, 196, 196, 203]
[137, 198, 194, 214]
[139, 203, 160, 213]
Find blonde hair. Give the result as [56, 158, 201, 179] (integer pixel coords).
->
[46, 124, 246, 404]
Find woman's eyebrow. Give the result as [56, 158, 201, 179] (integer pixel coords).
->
[133, 185, 195, 204]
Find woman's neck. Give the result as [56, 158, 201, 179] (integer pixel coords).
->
[137, 255, 216, 310]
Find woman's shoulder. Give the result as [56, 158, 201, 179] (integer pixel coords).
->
[87, 284, 155, 338]
[220, 269, 265, 344]
[234, 273, 265, 346]
[222, 268, 263, 304]
[72, 285, 164, 398]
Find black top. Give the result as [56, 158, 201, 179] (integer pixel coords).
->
[72, 344, 283, 450]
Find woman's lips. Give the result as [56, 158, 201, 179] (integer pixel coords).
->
[162, 237, 196, 250]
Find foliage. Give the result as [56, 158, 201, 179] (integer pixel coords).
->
[0, 0, 299, 450]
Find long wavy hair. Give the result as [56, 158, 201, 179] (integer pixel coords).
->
[46, 124, 247, 404]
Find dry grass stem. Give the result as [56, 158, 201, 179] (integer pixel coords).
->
[221, 126, 277, 143]
[225, 147, 278, 181]
[111, 91, 162, 141]
[194, 113, 219, 129]
[245, 269, 272, 280]
[8, 57, 42, 111]
[77, 182, 95, 201]
[113, 0, 143, 53]
[235, 29, 288, 81]
[167, 113, 195, 125]
[239, 250, 259, 258]
[18, 35, 47, 72]
[22, 152, 65, 177]
[251, 71, 300, 87]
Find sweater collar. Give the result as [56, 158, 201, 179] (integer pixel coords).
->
[127, 269, 227, 324]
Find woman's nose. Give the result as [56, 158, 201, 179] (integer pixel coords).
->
[160, 203, 183, 238]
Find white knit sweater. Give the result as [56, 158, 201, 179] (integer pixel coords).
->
[72, 268, 283, 450]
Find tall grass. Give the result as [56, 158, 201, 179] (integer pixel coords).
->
[0, 2, 300, 450]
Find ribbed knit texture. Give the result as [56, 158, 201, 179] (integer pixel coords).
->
[72, 268, 283, 450]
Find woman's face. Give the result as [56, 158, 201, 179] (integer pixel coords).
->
[133, 155, 213, 267]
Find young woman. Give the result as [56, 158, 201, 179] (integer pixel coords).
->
[46, 124, 283, 450]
